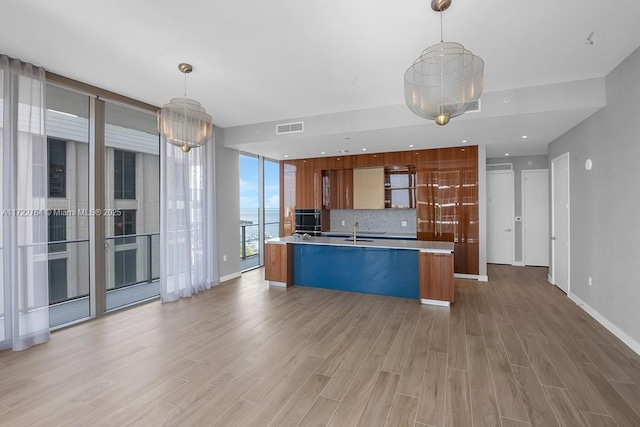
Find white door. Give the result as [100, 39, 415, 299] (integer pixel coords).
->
[523, 169, 549, 266]
[487, 170, 514, 264]
[551, 154, 570, 293]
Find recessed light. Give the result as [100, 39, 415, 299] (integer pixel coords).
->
[284, 155, 288, 158]
[321, 151, 325, 155]
[505, 153, 510, 156]
[521, 135, 527, 139]
[409, 144, 414, 148]
[362, 148, 367, 151]
[461, 140, 467, 143]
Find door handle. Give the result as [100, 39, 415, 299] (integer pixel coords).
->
[504, 228, 512, 232]
[550, 236, 556, 240]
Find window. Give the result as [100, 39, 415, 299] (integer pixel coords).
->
[114, 209, 136, 245]
[48, 213, 67, 253]
[114, 249, 137, 288]
[48, 259, 68, 304]
[114, 149, 136, 199]
[48, 138, 66, 197]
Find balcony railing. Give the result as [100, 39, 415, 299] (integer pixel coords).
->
[240, 220, 279, 271]
[44, 232, 160, 327]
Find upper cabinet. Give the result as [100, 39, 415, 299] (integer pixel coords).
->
[353, 167, 385, 209]
[384, 166, 416, 209]
[322, 169, 353, 210]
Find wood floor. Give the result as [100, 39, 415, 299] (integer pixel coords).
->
[1, 264, 640, 426]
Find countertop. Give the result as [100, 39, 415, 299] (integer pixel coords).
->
[266, 235, 453, 253]
[322, 231, 417, 239]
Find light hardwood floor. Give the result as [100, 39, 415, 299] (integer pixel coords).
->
[1, 264, 640, 426]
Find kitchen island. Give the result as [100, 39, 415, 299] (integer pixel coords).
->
[264, 235, 454, 306]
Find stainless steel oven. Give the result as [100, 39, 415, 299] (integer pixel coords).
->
[295, 209, 321, 236]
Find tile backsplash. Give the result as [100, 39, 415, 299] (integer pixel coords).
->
[330, 209, 416, 234]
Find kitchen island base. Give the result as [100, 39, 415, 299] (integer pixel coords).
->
[265, 237, 454, 305]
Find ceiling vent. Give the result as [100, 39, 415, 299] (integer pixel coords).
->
[465, 99, 481, 113]
[487, 163, 513, 171]
[276, 121, 304, 135]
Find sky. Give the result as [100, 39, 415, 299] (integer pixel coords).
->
[239, 154, 279, 209]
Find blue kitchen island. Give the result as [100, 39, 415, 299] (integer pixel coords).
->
[264, 236, 455, 305]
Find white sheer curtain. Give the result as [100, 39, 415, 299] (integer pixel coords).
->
[160, 134, 219, 302]
[0, 55, 49, 351]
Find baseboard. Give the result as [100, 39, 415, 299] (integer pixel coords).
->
[512, 261, 525, 267]
[219, 272, 242, 283]
[548, 274, 554, 285]
[454, 273, 488, 282]
[568, 292, 640, 356]
[269, 281, 287, 288]
[421, 298, 450, 307]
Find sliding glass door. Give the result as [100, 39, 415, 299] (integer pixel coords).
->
[104, 102, 159, 311]
[46, 85, 91, 327]
[239, 154, 280, 271]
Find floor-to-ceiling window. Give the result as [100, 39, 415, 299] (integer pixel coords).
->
[44, 80, 160, 328]
[239, 153, 279, 271]
[264, 158, 280, 241]
[104, 101, 159, 311]
[240, 154, 260, 270]
[46, 84, 91, 327]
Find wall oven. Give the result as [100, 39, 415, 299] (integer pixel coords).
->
[295, 209, 321, 236]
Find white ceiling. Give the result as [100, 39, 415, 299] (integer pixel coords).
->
[2, 0, 640, 159]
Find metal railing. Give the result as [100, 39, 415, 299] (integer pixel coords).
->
[105, 232, 160, 290]
[240, 221, 279, 261]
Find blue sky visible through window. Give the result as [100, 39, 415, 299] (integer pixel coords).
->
[239, 154, 279, 209]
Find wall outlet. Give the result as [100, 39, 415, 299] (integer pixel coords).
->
[401, 220, 408, 227]
[341, 220, 345, 226]
[588, 276, 592, 286]
[223, 255, 227, 262]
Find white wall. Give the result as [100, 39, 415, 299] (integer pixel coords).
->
[548, 46, 640, 350]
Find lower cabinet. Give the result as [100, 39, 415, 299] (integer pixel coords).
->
[264, 243, 292, 286]
[419, 252, 454, 303]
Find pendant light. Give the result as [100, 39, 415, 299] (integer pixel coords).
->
[157, 63, 214, 152]
[404, 0, 484, 126]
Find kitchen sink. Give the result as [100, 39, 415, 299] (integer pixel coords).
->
[344, 238, 374, 242]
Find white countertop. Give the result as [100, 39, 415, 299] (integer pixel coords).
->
[266, 235, 453, 253]
[322, 231, 417, 239]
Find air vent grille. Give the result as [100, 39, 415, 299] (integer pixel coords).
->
[276, 121, 304, 135]
[487, 163, 513, 171]
[465, 99, 481, 113]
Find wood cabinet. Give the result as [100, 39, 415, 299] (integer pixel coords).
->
[419, 252, 454, 302]
[280, 162, 297, 236]
[264, 242, 292, 286]
[416, 146, 478, 275]
[353, 167, 385, 209]
[384, 166, 416, 209]
[323, 169, 353, 209]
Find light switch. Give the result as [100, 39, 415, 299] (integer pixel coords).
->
[341, 220, 345, 226]
[401, 220, 408, 227]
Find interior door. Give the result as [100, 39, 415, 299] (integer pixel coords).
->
[487, 170, 514, 264]
[523, 169, 549, 266]
[551, 154, 570, 293]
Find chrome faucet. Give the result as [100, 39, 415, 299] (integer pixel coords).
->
[353, 221, 359, 242]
